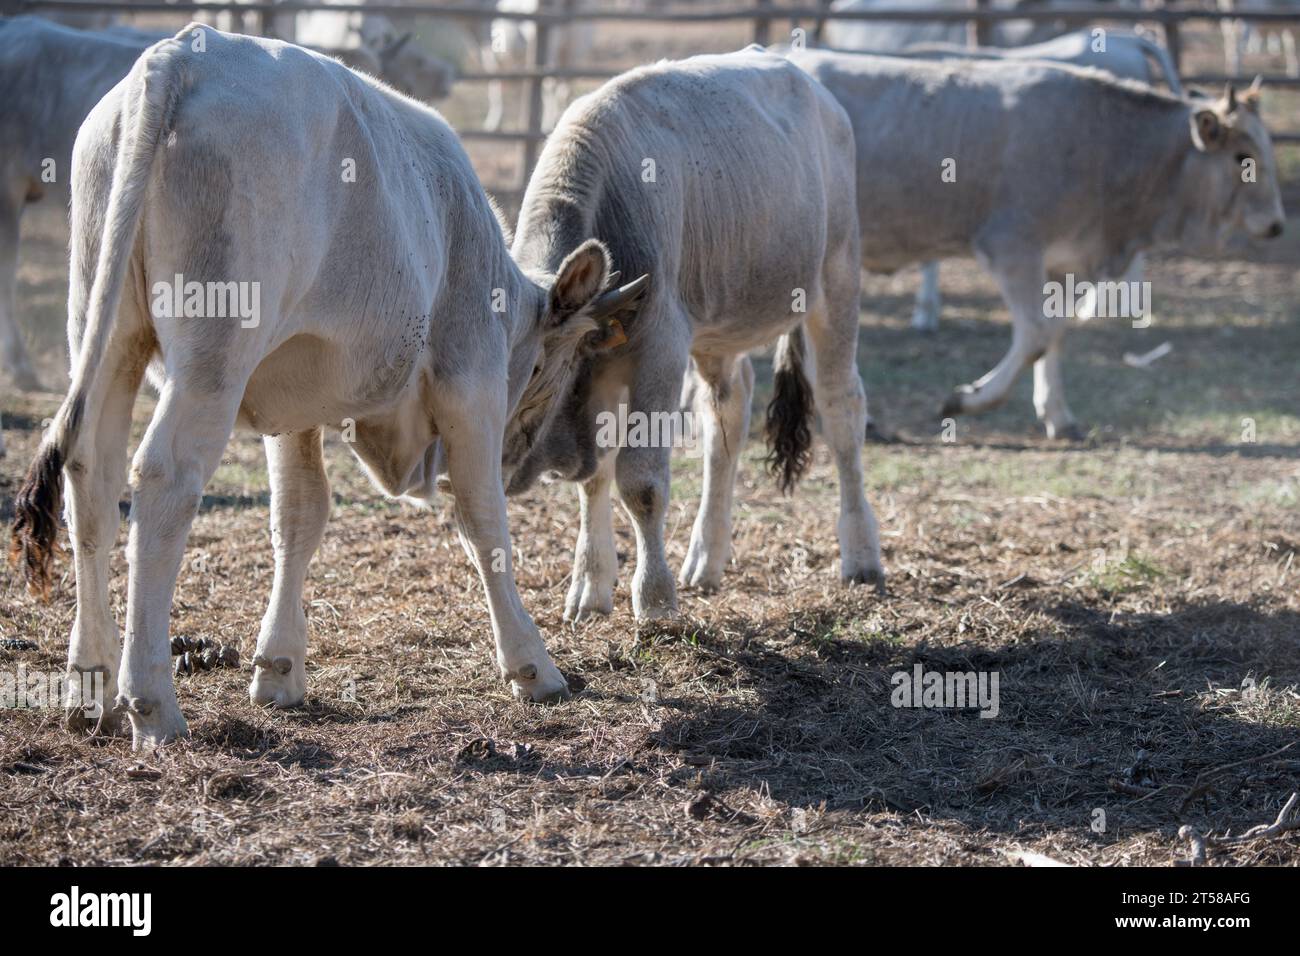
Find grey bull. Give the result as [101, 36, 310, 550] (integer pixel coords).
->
[829, 28, 1184, 331]
[505, 47, 884, 622]
[0, 17, 162, 393]
[10, 25, 646, 749]
[789, 48, 1285, 438]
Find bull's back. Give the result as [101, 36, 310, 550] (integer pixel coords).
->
[792, 50, 1148, 269]
[571, 52, 857, 327]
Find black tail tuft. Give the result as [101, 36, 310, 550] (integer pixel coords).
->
[764, 329, 814, 495]
[9, 444, 66, 600]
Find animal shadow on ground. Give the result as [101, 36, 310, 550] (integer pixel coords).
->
[641, 595, 1300, 852]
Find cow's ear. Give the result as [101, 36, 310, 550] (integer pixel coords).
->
[551, 239, 611, 319]
[1191, 108, 1227, 151]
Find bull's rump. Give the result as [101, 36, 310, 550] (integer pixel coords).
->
[78, 28, 490, 432]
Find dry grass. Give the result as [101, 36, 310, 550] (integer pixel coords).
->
[1, 21, 1299, 867]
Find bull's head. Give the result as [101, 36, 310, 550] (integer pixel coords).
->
[1184, 78, 1285, 247]
[499, 240, 646, 488]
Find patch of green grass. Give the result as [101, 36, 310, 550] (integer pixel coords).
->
[1087, 554, 1168, 595]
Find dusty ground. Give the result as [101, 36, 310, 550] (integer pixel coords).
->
[1, 20, 1298, 867]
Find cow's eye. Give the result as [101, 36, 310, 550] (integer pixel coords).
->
[1235, 153, 1253, 166]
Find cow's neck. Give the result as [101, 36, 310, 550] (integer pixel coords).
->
[1125, 105, 1215, 255]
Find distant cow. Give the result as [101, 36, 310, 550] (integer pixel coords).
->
[11, 25, 646, 749]
[823, 0, 1083, 50]
[0, 17, 162, 394]
[482, 0, 596, 131]
[295, 8, 458, 100]
[506, 47, 884, 621]
[789, 49, 1284, 438]
[1219, 0, 1299, 79]
[893, 29, 1184, 331]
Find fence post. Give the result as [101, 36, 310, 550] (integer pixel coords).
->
[521, 2, 554, 190]
[1161, 2, 1184, 79]
[812, 0, 835, 45]
[971, 0, 993, 48]
[754, 0, 773, 46]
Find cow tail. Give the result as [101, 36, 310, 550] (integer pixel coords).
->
[764, 327, 815, 494]
[10, 31, 185, 597]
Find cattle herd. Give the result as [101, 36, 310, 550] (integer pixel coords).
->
[0, 3, 1291, 752]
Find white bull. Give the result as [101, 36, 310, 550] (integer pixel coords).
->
[11, 25, 646, 749]
[504, 47, 883, 621]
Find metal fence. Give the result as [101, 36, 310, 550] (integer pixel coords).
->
[11, 0, 1300, 191]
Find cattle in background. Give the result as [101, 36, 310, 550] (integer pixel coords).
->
[1219, 0, 1299, 78]
[0, 17, 164, 395]
[295, 7, 459, 100]
[823, 0, 1099, 50]
[789, 48, 1284, 439]
[482, 0, 596, 131]
[507, 47, 884, 622]
[10, 25, 646, 749]
[892, 29, 1184, 331]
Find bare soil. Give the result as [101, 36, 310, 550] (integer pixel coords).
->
[0, 20, 1297, 867]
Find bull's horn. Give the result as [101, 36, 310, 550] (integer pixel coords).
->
[591, 273, 649, 318]
[381, 32, 413, 62]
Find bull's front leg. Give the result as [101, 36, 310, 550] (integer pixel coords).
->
[441, 394, 569, 702]
[614, 351, 688, 621]
[249, 428, 331, 708]
[564, 450, 618, 622]
[679, 353, 753, 592]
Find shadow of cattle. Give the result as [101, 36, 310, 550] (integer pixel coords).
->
[638, 595, 1300, 856]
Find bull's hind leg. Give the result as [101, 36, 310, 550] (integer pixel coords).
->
[679, 353, 753, 592]
[564, 450, 618, 622]
[63, 353, 145, 734]
[804, 304, 885, 589]
[118, 381, 245, 749]
[942, 249, 1056, 425]
[249, 428, 330, 708]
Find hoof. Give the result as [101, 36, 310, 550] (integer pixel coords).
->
[1047, 422, 1087, 442]
[864, 420, 898, 444]
[679, 550, 724, 593]
[563, 580, 614, 624]
[939, 390, 968, 419]
[634, 601, 679, 623]
[507, 659, 571, 704]
[250, 654, 306, 708]
[65, 701, 127, 737]
[119, 695, 189, 751]
[843, 565, 887, 595]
